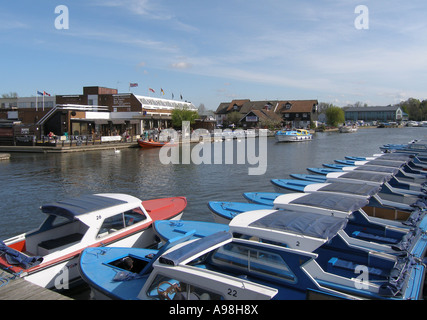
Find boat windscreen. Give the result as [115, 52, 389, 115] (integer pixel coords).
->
[289, 193, 368, 212]
[41, 194, 127, 219]
[159, 231, 232, 266]
[249, 210, 347, 240]
[318, 182, 381, 196]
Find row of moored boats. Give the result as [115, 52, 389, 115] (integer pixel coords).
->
[2, 140, 427, 300]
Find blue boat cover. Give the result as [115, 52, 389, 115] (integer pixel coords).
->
[249, 211, 347, 240]
[378, 154, 413, 162]
[0, 241, 43, 269]
[353, 165, 399, 175]
[317, 182, 381, 196]
[159, 231, 232, 266]
[289, 193, 368, 212]
[337, 171, 392, 183]
[364, 160, 405, 168]
[41, 194, 127, 219]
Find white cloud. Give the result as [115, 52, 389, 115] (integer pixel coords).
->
[170, 62, 192, 70]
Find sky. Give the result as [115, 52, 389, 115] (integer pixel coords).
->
[1, 0, 426, 110]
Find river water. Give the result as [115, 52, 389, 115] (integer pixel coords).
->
[0, 127, 425, 240]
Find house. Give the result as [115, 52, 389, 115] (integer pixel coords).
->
[215, 99, 318, 129]
[344, 106, 407, 123]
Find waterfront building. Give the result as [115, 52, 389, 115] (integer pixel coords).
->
[344, 105, 407, 123]
[0, 86, 196, 140]
[215, 99, 319, 129]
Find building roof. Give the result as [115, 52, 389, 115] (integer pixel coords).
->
[134, 95, 196, 111]
[241, 109, 283, 123]
[345, 106, 401, 112]
[216, 99, 318, 115]
[276, 100, 318, 114]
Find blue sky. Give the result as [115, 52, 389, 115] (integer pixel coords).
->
[1, 1, 426, 110]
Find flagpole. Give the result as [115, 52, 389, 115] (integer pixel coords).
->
[43, 93, 45, 111]
[36, 91, 38, 111]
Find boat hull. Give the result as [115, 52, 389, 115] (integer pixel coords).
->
[137, 139, 176, 148]
[275, 134, 312, 142]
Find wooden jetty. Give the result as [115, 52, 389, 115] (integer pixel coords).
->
[0, 276, 72, 300]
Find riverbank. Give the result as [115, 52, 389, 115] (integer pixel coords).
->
[0, 142, 138, 153]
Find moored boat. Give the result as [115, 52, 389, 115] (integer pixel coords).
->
[81, 211, 426, 300]
[79, 231, 279, 300]
[339, 125, 358, 133]
[137, 139, 176, 148]
[0, 193, 186, 290]
[275, 129, 312, 142]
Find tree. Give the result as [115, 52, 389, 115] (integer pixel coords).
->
[420, 100, 427, 121]
[1, 92, 18, 98]
[399, 98, 421, 121]
[325, 106, 345, 127]
[171, 107, 198, 128]
[226, 111, 242, 127]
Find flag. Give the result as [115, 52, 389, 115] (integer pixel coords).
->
[180, 94, 183, 100]
[130, 83, 138, 87]
[37, 91, 44, 96]
[149, 88, 155, 93]
[43, 91, 51, 96]
[172, 93, 174, 99]
[161, 88, 165, 95]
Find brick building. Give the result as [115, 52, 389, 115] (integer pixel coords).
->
[0, 86, 196, 139]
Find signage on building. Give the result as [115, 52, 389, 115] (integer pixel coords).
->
[113, 95, 131, 107]
[246, 116, 258, 122]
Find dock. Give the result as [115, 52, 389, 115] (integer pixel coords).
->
[0, 142, 138, 154]
[0, 276, 72, 300]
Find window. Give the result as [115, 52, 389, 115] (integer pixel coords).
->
[211, 243, 296, 283]
[146, 274, 223, 300]
[97, 208, 147, 238]
[285, 103, 292, 110]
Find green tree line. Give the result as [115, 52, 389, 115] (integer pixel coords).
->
[397, 98, 427, 121]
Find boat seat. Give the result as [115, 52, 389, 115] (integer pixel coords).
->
[38, 233, 83, 251]
[351, 231, 399, 244]
[327, 257, 388, 278]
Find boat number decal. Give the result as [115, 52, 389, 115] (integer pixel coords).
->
[227, 288, 237, 297]
[96, 215, 102, 220]
[296, 241, 300, 247]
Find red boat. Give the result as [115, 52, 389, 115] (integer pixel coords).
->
[138, 139, 177, 148]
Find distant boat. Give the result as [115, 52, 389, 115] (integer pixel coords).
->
[137, 139, 176, 148]
[339, 125, 357, 133]
[275, 129, 312, 142]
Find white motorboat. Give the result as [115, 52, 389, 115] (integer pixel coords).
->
[275, 129, 312, 142]
[0, 193, 186, 290]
